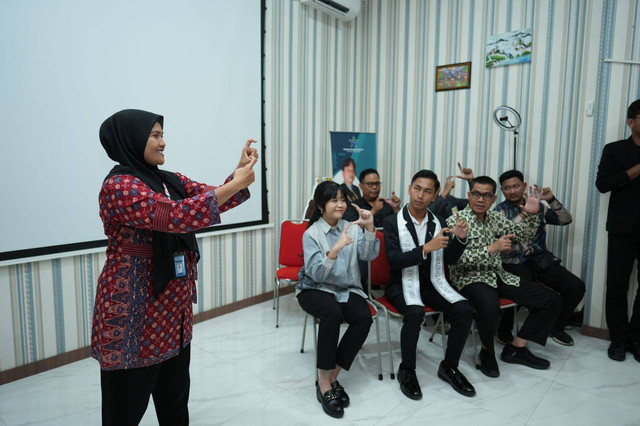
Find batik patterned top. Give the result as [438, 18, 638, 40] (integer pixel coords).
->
[446, 205, 539, 290]
[91, 173, 249, 370]
[494, 198, 572, 264]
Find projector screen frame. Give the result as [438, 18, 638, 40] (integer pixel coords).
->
[0, 0, 270, 264]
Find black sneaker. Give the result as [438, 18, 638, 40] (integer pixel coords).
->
[549, 329, 574, 346]
[478, 349, 500, 378]
[501, 343, 550, 369]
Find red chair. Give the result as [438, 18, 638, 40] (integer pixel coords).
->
[369, 230, 445, 380]
[273, 219, 307, 327]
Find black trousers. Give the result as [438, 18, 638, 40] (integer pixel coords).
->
[499, 261, 585, 333]
[100, 344, 190, 426]
[389, 285, 473, 370]
[297, 290, 373, 370]
[606, 230, 640, 344]
[460, 278, 561, 354]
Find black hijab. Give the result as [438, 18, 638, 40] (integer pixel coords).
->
[99, 109, 200, 296]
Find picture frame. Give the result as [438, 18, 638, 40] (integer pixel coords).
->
[435, 61, 472, 92]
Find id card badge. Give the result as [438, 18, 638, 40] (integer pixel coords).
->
[173, 252, 187, 278]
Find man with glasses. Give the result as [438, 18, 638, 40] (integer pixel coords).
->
[446, 176, 561, 378]
[344, 168, 401, 227]
[596, 99, 640, 362]
[494, 170, 585, 347]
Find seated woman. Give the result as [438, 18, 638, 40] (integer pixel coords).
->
[296, 181, 379, 419]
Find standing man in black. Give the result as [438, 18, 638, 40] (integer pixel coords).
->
[383, 170, 476, 398]
[596, 99, 640, 362]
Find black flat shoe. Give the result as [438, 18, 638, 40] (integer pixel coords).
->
[397, 367, 422, 400]
[478, 349, 500, 378]
[437, 362, 476, 397]
[331, 381, 350, 407]
[316, 383, 344, 418]
[501, 343, 550, 369]
[608, 342, 626, 361]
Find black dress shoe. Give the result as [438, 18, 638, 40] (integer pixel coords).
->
[501, 343, 550, 369]
[437, 362, 476, 397]
[607, 342, 626, 361]
[397, 367, 422, 400]
[316, 382, 344, 418]
[478, 349, 500, 378]
[331, 381, 350, 407]
[627, 342, 640, 363]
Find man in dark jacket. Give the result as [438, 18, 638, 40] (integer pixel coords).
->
[383, 170, 475, 399]
[596, 98, 640, 362]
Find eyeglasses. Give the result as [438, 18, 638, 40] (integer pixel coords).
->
[469, 191, 494, 201]
[363, 182, 381, 188]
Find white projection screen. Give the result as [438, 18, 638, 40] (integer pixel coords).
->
[0, 0, 267, 262]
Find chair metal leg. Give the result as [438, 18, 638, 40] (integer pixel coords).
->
[471, 319, 480, 369]
[384, 311, 395, 379]
[313, 317, 319, 382]
[273, 277, 277, 310]
[374, 315, 383, 380]
[275, 280, 281, 328]
[300, 312, 308, 353]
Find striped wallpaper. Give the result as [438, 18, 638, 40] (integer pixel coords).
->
[1, 0, 639, 374]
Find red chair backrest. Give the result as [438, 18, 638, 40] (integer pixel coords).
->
[370, 230, 391, 288]
[278, 220, 307, 267]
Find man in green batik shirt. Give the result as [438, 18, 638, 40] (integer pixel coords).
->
[446, 176, 561, 379]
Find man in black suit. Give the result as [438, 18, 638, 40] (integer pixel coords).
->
[596, 99, 640, 362]
[383, 170, 475, 398]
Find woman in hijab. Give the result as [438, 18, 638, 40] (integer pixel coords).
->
[92, 109, 257, 425]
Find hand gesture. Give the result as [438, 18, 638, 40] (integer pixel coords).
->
[384, 191, 401, 212]
[370, 198, 385, 215]
[423, 228, 451, 254]
[232, 157, 257, 190]
[457, 162, 474, 181]
[441, 176, 456, 198]
[489, 234, 515, 254]
[450, 212, 469, 240]
[237, 139, 259, 169]
[538, 185, 554, 201]
[331, 223, 354, 255]
[352, 204, 374, 231]
[523, 185, 541, 214]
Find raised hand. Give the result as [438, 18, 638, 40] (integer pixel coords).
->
[370, 198, 385, 215]
[489, 233, 515, 254]
[328, 223, 354, 258]
[539, 186, 554, 201]
[233, 156, 257, 190]
[441, 176, 456, 198]
[450, 211, 469, 240]
[457, 162, 474, 181]
[384, 191, 401, 212]
[523, 185, 541, 214]
[237, 139, 259, 169]
[352, 204, 374, 231]
[423, 228, 451, 254]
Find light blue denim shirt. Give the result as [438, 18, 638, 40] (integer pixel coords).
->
[296, 218, 379, 303]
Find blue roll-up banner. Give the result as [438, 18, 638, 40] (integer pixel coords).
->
[330, 131, 377, 185]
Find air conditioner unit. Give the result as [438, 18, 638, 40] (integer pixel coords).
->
[300, 0, 360, 21]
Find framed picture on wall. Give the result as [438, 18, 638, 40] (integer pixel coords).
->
[435, 61, 471, 92]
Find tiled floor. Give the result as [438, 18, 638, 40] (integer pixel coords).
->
[1, 294, 639, 425]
